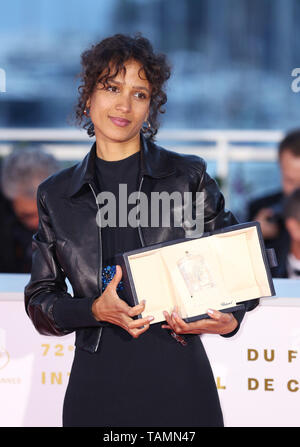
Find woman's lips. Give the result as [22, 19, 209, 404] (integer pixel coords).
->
[109, 116, 131, 127]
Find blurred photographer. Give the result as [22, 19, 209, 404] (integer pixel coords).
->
[0, 147, 59, 273]
[271, 188, 300, 278]
[247, 129, 300, 253]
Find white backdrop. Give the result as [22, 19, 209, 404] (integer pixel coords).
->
[0, 276, 299, 427]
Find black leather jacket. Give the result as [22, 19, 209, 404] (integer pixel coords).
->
[24, 133, 256, 353]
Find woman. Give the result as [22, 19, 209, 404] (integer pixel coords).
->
[25, 33, 255, 427]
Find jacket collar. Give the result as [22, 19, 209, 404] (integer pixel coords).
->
[67, 132, 176, 197]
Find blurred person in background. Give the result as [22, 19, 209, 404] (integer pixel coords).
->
[271, 188, 300, 278]
[0, 148, 59, 273]
[246, 129, 300, 260]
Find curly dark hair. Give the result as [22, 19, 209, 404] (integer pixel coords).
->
[279, 129, 300, 158]
[75, 33, 172, 140]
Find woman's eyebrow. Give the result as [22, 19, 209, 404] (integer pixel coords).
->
[109, 79, 150, 93]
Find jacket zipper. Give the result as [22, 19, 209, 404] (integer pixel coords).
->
[89, 183, 103, 352]
[88, 176, 145, 352]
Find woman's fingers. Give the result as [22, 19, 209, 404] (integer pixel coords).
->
[161, 308, 238, 335]
[207, 308, 229, 321]
[127, 315, 154, 329]
[108, 264, 123, 289]
[126, 315, 154, 338]
[124, 301, 154, 338]
[127, 299, 147, 317]
[162, 310, 186, 333]
[129, 322, 151, 339]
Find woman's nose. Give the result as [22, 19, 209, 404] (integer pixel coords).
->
[115, 92, 131, 112]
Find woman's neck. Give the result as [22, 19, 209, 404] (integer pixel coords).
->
[95, 132, 141, 161]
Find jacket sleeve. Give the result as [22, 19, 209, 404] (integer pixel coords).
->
[24, 185, 104, 336]
[197, 163, 259, 337]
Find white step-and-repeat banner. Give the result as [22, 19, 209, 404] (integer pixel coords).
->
[0, 276, 299, 427]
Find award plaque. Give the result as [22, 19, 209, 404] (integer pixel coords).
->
[115, 222, 277, 324]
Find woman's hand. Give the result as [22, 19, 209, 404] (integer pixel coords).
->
[161, 306, 238, 335]
[92, 265, 154, 338]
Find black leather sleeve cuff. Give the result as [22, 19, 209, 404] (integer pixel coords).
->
[220, 305, 246, 338]
[52, 295, 107, 331]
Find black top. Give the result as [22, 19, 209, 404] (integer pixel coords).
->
[95, 150, 142, 266]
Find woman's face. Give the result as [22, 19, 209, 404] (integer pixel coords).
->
[87, 59, 151, 145]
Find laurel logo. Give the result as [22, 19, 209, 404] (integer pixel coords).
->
[0, 346, 10, 370]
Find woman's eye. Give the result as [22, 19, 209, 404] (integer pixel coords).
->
[134, 91, 147, 99]
[103, 85, 147, 99]
[106, 85, 119, 92]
